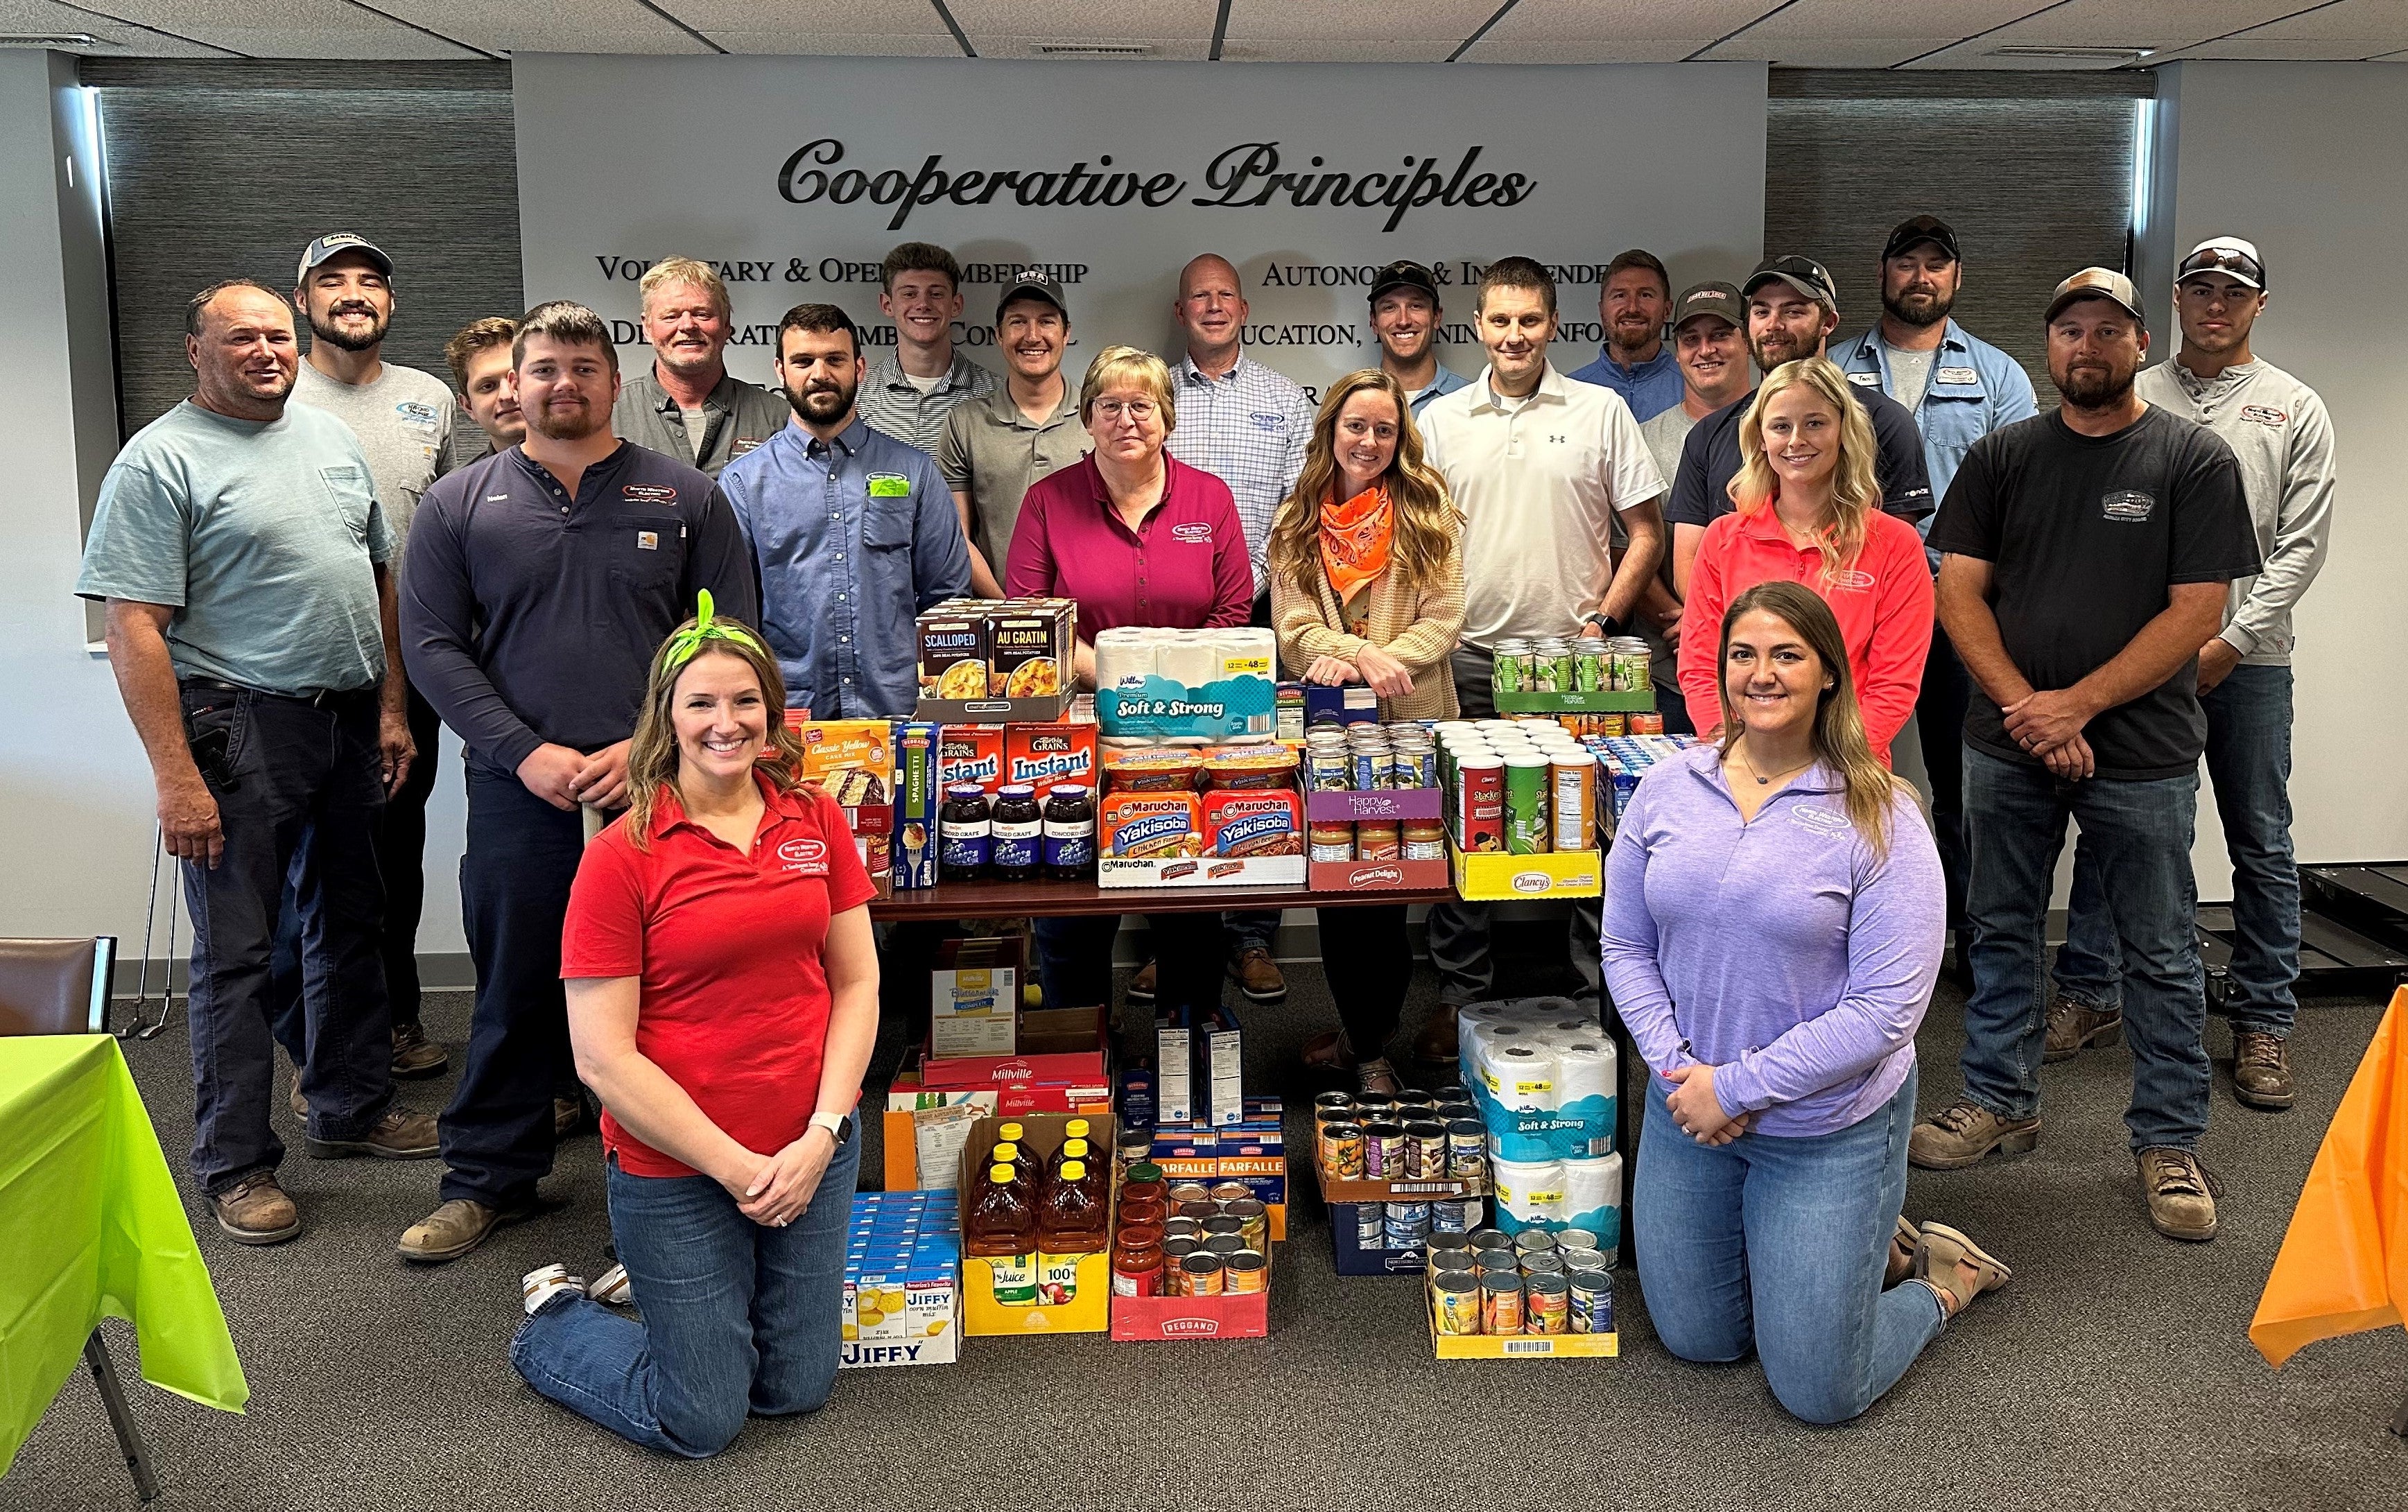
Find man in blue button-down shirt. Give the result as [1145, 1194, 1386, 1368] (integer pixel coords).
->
[721, 303, 971, 718]
[1835, 216, 2037, 944]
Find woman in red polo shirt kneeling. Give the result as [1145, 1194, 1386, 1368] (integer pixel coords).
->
[1677, 358, 1934, 766]
[510, 594, 878, 1459]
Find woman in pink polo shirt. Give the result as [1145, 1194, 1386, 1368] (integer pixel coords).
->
[1677, 358, 1934, 765]
[1005, 345, 1253, 1020]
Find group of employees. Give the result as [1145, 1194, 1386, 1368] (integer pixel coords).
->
[73, 215, 2332, 1444]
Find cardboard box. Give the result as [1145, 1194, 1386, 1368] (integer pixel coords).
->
[919, 692, 1073, 725]
[1449, 843, 1602, 901]
[1109, 1285, 1270, 1341]
[1423, 1267, 1618, 1359]
[1003, 720, 1100, 797]
[959, 1112, 1116, 1337]
[1303, 787, 1444, 824]
[921, 1005, 1108, 1089]
[937, 724, 1005, 794]
[1308, 856, 1453, 894]
[893, 721, 940, 890]
[1491, 689, 1656, 715]
[840, 1192, 961, 1368]
[1098, 854, 1306, 889]
[882, 1059, 1113, 1192]
[931, 937, 1022, 1060]
[1303, 683, 1381, 726]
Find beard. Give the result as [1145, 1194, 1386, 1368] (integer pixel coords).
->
[783, 377, 857, 425]
[308, 304, 388, 353]
[1751, 330, 1814, 372]
[1608, 315, 1658, 357]
[526, 392, 607, 442]
[1882, 285, 1953, 329]
[2052, 360, 2137, 410]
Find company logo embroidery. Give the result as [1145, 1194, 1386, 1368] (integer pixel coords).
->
[2100, 489, 2156, 523]
[2242, 405, 2287, 428]
[777, 837, 830, 874]
[395, 400, 442, 428]
[1170, 521, 1213, 544]
[1935, 365, 1979, 386]
[1846, 370, 1881, 386]
[1548, 434, 1568, 445]
[1826, 568, 1877, 592]
[1789, 805, 1852, 835]
[636, 531, 659, 551]
[623, 483, 679, 505]
[1248, 411, 1287, 433]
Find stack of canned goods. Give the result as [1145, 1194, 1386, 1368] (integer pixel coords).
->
[1489, 636, 1656, 698]
[1116, 1162, 1274, 1298]
[1314, 1088, 1491, 1246]
[1426, 1227, 1616, 1337]
[1303, 721, 1445, 865]
[1434, 718, 1597, 855]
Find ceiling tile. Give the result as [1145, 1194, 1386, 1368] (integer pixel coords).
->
[0, 0, 225, 54]
[1714, 40, 1940, 66]
[1733, 0, 2043, 42]
[947, 0, 1215, 42]
[1217, 39, 1460, 61]
[86, 0, 483, 58]
[2172, 38, 2408, 60]
[1911, 0, 2311, 67]
[675, 0, 951, 31]
[373, 0, 707, 55]
[2245, 0, 2408, 42]
[1220, 0, 1498, 44]
[1476, 0, 1772, 45]
[966, 35, 1211, 59]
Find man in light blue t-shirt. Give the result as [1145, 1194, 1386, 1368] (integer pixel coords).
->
[76, 278, 436, 1246]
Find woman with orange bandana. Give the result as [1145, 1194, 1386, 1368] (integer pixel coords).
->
[1267, 369, 1467, 1093]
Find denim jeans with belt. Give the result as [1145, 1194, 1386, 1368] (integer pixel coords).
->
[512, 1127, 859, 1457]
[1634, 1067, 1945, 1425]
[2052, 664, 2298, 1039]
[1959, 746, 2208, 1150]
[176, 681, 394, 1193]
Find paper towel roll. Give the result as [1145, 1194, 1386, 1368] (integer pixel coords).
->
[1561, 1152, 1623, 1256]
[1552, 1039, 1618, 1157]
[1463, 1020, 1534, 1108]
[1484, 1043, 1557, 1115]
[1093, 627, 1156, 694]
[1489, 1155, 1566, 1236]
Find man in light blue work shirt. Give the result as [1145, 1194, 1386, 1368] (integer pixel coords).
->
[721, 302, 971, 718]
[1568, 249, 1684, 422]
[1835, 215, 2038, 950]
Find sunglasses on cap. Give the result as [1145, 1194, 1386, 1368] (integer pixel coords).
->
[2177, 245, 2264, 288]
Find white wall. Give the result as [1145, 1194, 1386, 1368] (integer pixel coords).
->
[2151, 62, 2408, 891]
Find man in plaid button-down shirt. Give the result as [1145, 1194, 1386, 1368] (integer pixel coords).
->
[1158, 252, 1313, 1006]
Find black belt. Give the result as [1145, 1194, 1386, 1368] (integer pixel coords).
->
[179, 676, 376, 709]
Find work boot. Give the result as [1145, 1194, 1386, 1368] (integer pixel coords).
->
[399, 1197, 534, 1265]
[2231, 1031, 2295, 1111]
[306, 1107, 440, 1161]
[211, 1172, 302, 1246]
[1414, 1010, 1462, 1066]
[1127, 959, 1157, 1004]
[2043, 998, 2122, 1063]
[391, 1022, 449, 1078]
[1231, 947, 1286, 1004]
[1908, 1102, 2042, 1171]
[2137, 1147, 2219, 1242]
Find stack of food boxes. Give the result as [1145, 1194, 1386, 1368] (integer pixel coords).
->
[1095, 744, 1305, 888]
[792, 718, 896, 900]
[840, 1190, 960, 1368]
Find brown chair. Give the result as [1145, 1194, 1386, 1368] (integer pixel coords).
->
[0, 935, 156, 1501]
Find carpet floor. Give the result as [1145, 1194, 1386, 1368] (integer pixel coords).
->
[8, 942, 2404, 1512]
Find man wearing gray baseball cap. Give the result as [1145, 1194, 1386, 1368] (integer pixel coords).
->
[1913, 266, 2262, 1244]
[2047, 238, 2337, 1115]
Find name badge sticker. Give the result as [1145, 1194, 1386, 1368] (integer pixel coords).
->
[867, 473, 913, 498]
[1845, 370, 1881, 387]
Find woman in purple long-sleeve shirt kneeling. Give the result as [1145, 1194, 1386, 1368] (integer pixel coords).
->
[1601, 580, 2009, 1425]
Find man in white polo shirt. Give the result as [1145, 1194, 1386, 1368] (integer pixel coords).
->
[1417, 255, 1667, 1054]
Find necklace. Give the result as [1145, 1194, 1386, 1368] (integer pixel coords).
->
[1735, 740, 1813, 788]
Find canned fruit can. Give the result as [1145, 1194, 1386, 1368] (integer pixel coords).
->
[1481, 1276, 1525, 1335]
[1434, 1276, 1483, 1335]
[1569, 1271, 1613, 1334]
[1550, 751, 1597, 853]
[1224, 1251, 1267, 1294]
[1502, 753, 1552, 855]
[1227, 1199, 1269, 1253]
[1319, 1123, 1366, 1180]
[1363, 1122, 1407, 1178]
[1525, 1273, 1570, 1334]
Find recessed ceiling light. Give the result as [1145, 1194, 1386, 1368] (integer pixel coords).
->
[1990, 44, 2154, 60]
[1032, 42, 1154, 56]
[0, 32, 110, 47]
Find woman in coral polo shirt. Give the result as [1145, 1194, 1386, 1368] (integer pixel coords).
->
[1676, 358, 1934, 765]
[510, 594, 879, 1459]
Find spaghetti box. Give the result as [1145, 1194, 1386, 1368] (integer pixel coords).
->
[1304, 683, 1380, 727]
[937, 724, 1004, 794]
[893, 721, 940, 890]
[1003, 720, 1099, 798]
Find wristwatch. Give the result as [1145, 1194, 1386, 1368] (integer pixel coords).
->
[810, 1111, 854, 1146]
[1584, 613, 1624, 638]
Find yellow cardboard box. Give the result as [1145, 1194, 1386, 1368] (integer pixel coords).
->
[1448, 844, 1603, 901]
[959, 1111, 1116, 1337]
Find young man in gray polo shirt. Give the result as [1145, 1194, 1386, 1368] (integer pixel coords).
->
[78, 279, 438, 1245]
[938, 271, 1089, 597]
[612, 256, 788, 478]
[281, 232, 455, 1081]
[858, 242, 996, 453]
[2047, 238, 2337, 1113]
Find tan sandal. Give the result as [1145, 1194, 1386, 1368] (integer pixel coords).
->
[1914, 1221, 2011, 1317]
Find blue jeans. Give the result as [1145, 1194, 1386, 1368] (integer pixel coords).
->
[1959, 747, 2207, 1150]
[1634, 1067, 1944, 1425]
[177, 682, 394, 1194]
[511, 1128, 859, 1457]
[2054, 664, 2298, 1037]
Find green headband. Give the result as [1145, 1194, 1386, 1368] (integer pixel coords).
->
[663, 590, 765, 670]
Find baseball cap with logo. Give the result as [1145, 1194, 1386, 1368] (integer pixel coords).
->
[1742, 254, 1839, 312]
[1881, 214, 1960, 264]
[2176, 236, 2265, 291]
[1368, 260, 1443, 307]
[1669, 280, 1744, 333]
[297, 232, 393, 284]
[996, 269, 1068, 321]
[2045, 267, 2147, 326]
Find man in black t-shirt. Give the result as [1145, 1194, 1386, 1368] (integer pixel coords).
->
[1907, 269, 2260, 1244]
[1665, 254, 1933, 596]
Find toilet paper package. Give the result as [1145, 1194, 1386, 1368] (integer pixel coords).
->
[1459, 998, 1615, 1160]
[1489, 1155, 1566, 1236]
[1095, 627, 1277, 747]
[1560, 1152, 1624, 1260]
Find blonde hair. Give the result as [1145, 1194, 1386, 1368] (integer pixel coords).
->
[1077, 345, 1177, 432]
[1730, 357, 1881, 579]
[622, 620, 811, 851]
[639, 256, 732, 320]
[1715, 580, 1905, 858]
[1265, 369, 1462, 602]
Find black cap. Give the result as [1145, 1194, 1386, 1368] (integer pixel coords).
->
[1881, 215, 1960, 264]
[297, 232, 392, 284]
[995, 269, 1068, 321]
[1742, 254, 1839, 311]
[1368, 260, 1442, 307]
[1668, 281, 1744, 333]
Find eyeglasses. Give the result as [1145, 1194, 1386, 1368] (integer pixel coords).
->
[1093, 399, 1159, 423]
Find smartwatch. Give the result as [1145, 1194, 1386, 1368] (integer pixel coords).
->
[809, 1111, 854, 1147]
[1584, 613, 1624, 638]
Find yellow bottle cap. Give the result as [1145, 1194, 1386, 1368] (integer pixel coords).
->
[1063, 1138, 1089, 1158]
[993, 1142, 1019, 1161]
[988, 1164, 1014, 1183]
[1061, 1159, 1086, 1181]
[1000, 1122, 1025, 1139]
[1066, 1118, 1091, 1138]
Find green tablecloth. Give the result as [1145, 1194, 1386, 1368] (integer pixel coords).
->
[1, 1034, 245, 1474]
